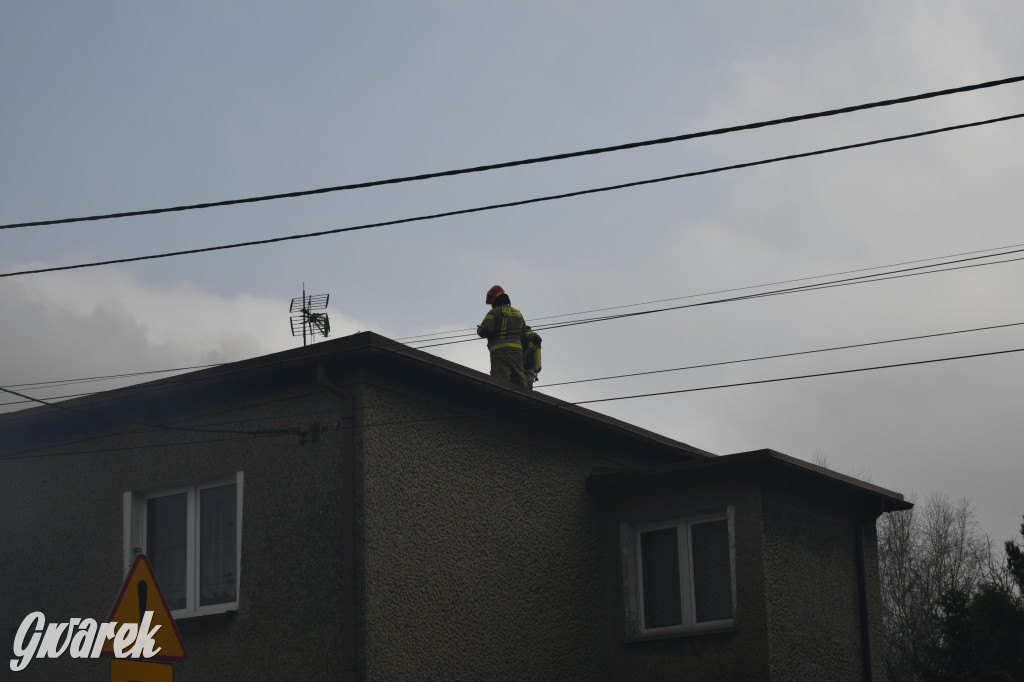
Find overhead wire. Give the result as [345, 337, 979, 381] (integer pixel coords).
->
[338, 345, 1024, 429]
[0, 389, 113, 407]
[6, 317, 1021, 410]
[4, 242, 1024, 404]
[0, 390, 331, 458]
[3, 112, 1023, 280]
[6, 81, 1024, 458]
[4, 74, 1022, 231]
[408, 246, 1024, 349]
[395, 241, 1024, 342]
[0, 384, 305, 437]
[4, 363, 224, 390]
[0, 362, 230, 407]
[540, 320, 1024, 388]
[7, 313, 1024, 461]
[0, 428, 341, 462]
[569, 346, 1024, 408]
[6, 343, 1024, 462]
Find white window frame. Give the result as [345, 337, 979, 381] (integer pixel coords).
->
[123, 471, 243, 619]
[621, 507, 736, 637]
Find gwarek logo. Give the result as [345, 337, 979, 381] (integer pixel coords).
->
[10, 611, 162, 672]
[9, 554, 186, 673]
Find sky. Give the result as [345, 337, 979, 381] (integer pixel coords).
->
[2, 1, 1024, 544]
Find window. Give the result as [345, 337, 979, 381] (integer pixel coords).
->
[124, 472, 243, 618]
[620, 509, 735, 636]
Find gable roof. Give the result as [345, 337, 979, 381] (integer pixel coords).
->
[0, 331, 714, 460]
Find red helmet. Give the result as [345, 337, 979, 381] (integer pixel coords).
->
[485, 285, 505, 305]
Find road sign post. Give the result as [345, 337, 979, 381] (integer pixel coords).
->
[110, 658, 174, 682]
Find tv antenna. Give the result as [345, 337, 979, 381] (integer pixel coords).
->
[290, 284, 330, 347]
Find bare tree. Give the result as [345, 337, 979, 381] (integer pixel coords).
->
[877, 494, 993, 681]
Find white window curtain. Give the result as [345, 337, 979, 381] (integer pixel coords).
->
[199, 484, 237, 606]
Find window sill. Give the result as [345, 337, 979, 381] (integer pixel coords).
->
[625, 622, 737, 643]
[171, 604, 238, 621]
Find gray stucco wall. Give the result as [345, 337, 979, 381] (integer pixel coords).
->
[0, 371, 352, 681]
[594, 467, 772, 682]
[353, 362, 689, 682]
[760, 471, 887, 681]
[13, 348, 870, 681]
[1, 352, 705, 681]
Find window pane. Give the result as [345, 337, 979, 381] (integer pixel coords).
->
[691, 520, 733, 622]
[147, 493, 187, 611]
[200, 484, 237, 606]
[641, 528, 682, 629]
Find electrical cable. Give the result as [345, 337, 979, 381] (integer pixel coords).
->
[0, 427, 342, 462]
[8, 318, 1021, 409]
[0, 390, 106, 407]
[395, 241, 1024, 342]
[3, 112, 1023, 280]
[4, 74, 1022, 231]
[409, 246, 1024, 349]
[570, 346, 1024, 407]
[347, 345, 1024, 428]
[1, 390, 331, 458]
[531, 251, 1024, 330]
[540, 320, 1024, 388]
[6, 344, 1024, 462]
[4, 242, 1023, 406]
[3, 363, 224, 390]
[0, 384, 304, 437]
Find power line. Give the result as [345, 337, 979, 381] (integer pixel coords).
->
[4, 238, 1022, 392]
[1, 390, 331, 457]
[349, 345, 1024, 428]
[4, 242, 1021, 409]
[571, 346, 1024, 407]
[397, 241, 1024, 342]
[0, 428, 339, 462]
[8, 317, 1020, 409]
[0, 389, 105, 407]
[7, 344, 1024, 462]
[4, 74, 1022, 231]
[541, 320, 1024, 388]
[4, 234, 1023, 400]
[3, 111, 1022, 280]
[0, 384, 304, 438]
[409, 246, 1024, 349]
[5, 363, 223, 390]
[3, 240, 1020, 415]
[531, 250, 1024, 330]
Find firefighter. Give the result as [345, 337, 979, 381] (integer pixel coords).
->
[477, 285, 530, 388]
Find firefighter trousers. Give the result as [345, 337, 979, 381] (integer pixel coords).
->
[489, 349, 527, 388]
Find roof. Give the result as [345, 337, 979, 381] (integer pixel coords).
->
[0, 331, 714, 460]
[587, 448, 912, 512]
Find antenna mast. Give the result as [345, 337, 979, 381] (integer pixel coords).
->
[289, 283, 330, 346]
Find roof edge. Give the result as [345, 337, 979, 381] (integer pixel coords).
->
[588, 447, 912, 512]
[0, 331, 715, 460]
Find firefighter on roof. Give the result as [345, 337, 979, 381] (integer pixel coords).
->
[477, 285, 531, 388]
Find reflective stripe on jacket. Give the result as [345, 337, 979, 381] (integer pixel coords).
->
[477, 305, 529, 353]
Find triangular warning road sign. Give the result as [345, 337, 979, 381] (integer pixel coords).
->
[101, 554, 186, 661]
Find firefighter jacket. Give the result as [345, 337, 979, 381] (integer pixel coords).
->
[477, 305, 530, 353]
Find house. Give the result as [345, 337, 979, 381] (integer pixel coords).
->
[0, 331, 910, 681]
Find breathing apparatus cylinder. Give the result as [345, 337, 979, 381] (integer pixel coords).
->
[526, 346, 541, 374]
